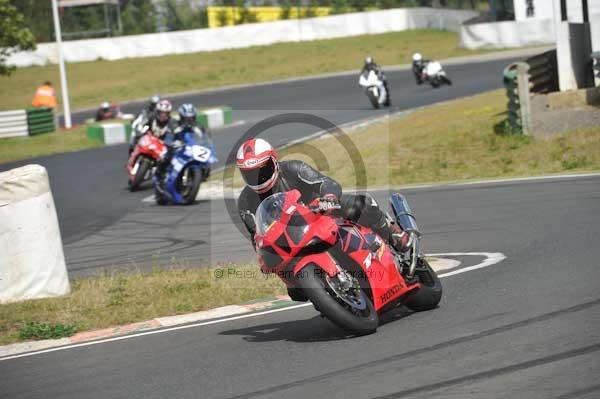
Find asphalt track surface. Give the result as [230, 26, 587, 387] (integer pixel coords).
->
[1, 55, 530, 276]
[1, 175, 599, 398]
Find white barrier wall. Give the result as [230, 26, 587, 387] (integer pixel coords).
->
[8, 8, 477, 67]
[0, 165, 70, 303]
[459, 19, 556, 49]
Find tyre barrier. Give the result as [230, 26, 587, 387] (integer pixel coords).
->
[0, 108, 55, 139]
[0, 164, 70, 303]
[197, 106, 233, 130]
[87, 121, 132, 145]
[86, 106, 233, 145]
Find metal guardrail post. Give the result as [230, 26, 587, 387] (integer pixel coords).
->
[503, 62, 532, 135]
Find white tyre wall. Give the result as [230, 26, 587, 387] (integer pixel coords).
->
[0, 165, 70, 303]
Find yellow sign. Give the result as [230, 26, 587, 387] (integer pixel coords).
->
[207, 6, 332, 28]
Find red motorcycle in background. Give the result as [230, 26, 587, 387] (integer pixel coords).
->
[126, 129, 166, 191]
[254, 190, 442, 335]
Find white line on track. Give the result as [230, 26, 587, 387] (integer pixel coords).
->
[0, 252, 505, 362]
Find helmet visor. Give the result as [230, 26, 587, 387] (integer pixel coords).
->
[240, 158, 276, 188]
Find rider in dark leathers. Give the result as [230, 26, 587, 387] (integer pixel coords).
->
[236, 139, 408, 253]
[412, 53, 430, 85]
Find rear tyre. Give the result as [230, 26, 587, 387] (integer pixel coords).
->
[405, 259, 442, 311]
[179, 167, 202, 205]
[430, 79, 440, 89]
[297, 264, 378, 335]
[129, 157, 151, 192]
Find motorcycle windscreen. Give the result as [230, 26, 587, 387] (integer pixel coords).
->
[255, 192, 286, 236]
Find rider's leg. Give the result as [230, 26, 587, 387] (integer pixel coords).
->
[337, 193, 409, 252]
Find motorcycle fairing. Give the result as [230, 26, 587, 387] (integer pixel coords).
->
[126, 132, 166, 179]
[336, 223, 419, 311]
[256, 190, 420, 312]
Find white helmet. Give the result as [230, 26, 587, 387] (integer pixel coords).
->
[100, 101, 110, 109]
[412, 53, 423, 62]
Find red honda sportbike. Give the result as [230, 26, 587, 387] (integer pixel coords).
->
[254, 190, 442, 335]
[126, 130, 166, 191]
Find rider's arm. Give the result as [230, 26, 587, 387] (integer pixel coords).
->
[284, 160, 342, 202]
[237, 187, 259, 248]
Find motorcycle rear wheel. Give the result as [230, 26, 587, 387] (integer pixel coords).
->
[297, 264, 378, 335]
[405, 259, 442, 311]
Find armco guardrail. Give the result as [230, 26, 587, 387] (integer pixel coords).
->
[526, 50, 558, 94]
[503, 62, 532, 135]
[0, 110, 28, 139]
[0, 108, 55, 139]
[592, 51, 600, 87]
[26, 108, 55, 136]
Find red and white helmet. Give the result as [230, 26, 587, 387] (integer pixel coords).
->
[236, 138, 279, 193]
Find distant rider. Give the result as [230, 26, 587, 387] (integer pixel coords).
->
[96, 101, 119, 121]
[236, 138, 410, 257]
[155, 103, 204, 185]
[412, 53, 430, 85]
[129, 94, 162, 153]
[361, 56, 391, 105]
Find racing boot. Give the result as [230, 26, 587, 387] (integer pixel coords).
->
[389, 222, 410, 254]
[155, 158, 169, 189]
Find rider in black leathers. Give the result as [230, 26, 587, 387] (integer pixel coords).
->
[236, 139, 408, 253]
[412, 53, 430, 85]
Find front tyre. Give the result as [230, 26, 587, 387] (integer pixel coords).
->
[179, 166, 202, 205]
[297, 264, 378, 335]
[405, 259, 442, 311]
[129, 156, 151, 192]
[367, 90, 380, 109]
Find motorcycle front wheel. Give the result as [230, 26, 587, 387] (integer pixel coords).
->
[129, 156, 151, 192]
[297, 264, 378, 335]
[178, 166, 202, 205]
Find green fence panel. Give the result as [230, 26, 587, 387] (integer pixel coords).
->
[26, 107, 55, 135]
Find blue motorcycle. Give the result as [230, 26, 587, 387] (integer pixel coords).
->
[154, 129, 217, 205]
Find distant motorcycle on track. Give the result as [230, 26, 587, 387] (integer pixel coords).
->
[154, 128, 217, 205]
[359, 70, 390, 109]
[421, 61, 452, 88]
[253, 189, 442, 335]
[126, 127, 166, 191]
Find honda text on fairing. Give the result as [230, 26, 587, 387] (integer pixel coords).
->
[359, 70, 390, 109]
[154, 128, 217, 205]
[126, 126, 167, 191]
[254, 189, 442, 335]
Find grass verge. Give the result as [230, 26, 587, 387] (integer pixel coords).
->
[0, 30, 487, 111]
[218, 89, 600, 187]
[0, 126, 101, 164]
[0, 264, 285, 345]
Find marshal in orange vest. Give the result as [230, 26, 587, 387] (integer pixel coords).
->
[31, 81, 58, 109]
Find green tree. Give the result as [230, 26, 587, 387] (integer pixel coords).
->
[279, 0, 292, 19]
[121, 0, 158, 35]
[11, 0, 52, 42]
[162, 0, 208, 31]
[0, 0, 36, 76]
